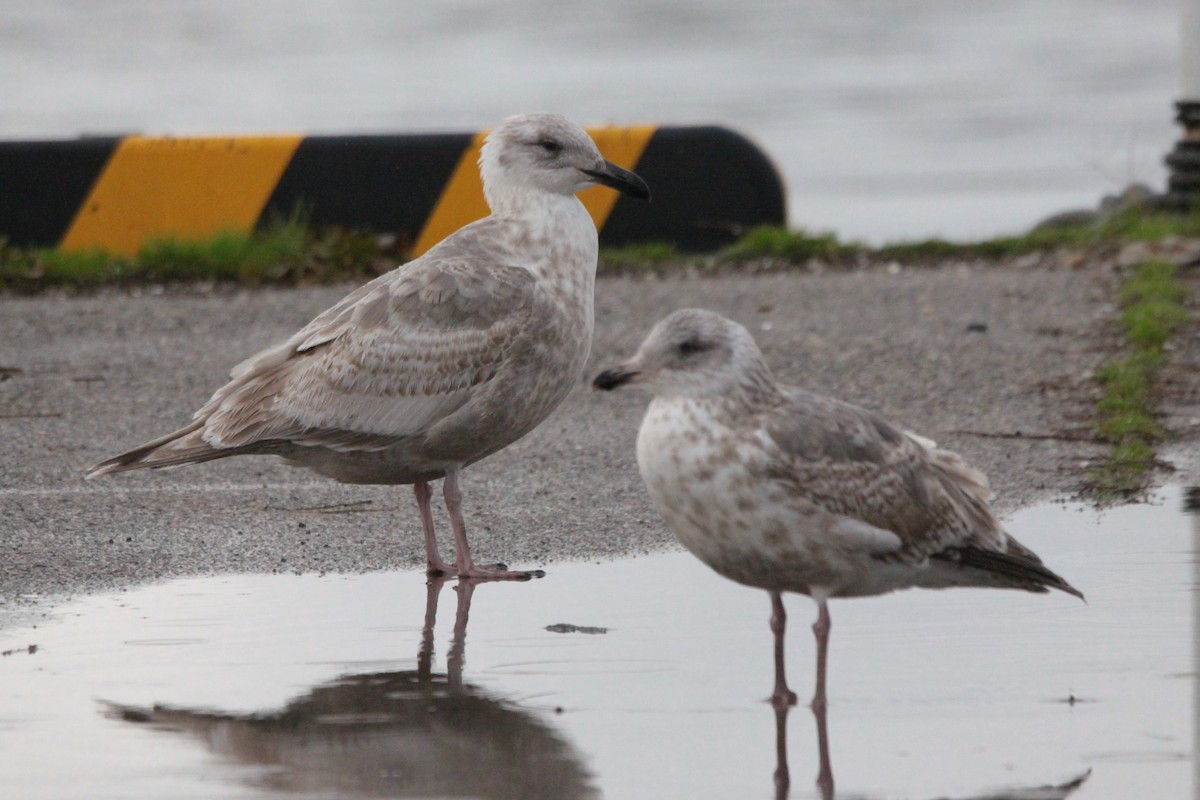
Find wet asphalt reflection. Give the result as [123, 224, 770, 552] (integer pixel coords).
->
[1, 488, 1195, 799]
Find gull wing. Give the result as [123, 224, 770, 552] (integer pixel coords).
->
[760, 389, 1003, 560]
[196, 254, 537, 452]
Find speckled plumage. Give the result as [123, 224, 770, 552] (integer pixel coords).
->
[87, 112, 650, 580]
[594, 308, 1080, 706]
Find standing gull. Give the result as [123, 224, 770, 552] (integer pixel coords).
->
[593, 309, 1081, 707]
[87, 112, 650, 581]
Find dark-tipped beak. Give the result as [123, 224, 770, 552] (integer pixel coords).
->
[580, 160, 651, 201]
[593, 367, 640, 391]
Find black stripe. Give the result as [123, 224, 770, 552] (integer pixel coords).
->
[0, 138, 120, 248]
[0, 128, 787, 255]
[600, 127, 787, 252]
[260, 134, 475, 250]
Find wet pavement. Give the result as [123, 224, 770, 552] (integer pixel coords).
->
[1, 488, 1195, 799]
[1, 269, 1122, 605]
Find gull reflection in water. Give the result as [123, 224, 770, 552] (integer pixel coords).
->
[771, 699, 1090, 800]
[104, 577, 598, 799]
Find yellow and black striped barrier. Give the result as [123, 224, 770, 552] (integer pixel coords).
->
[0, 126, 785, 257]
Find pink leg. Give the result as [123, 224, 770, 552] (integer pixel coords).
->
[417, 575, 448, 679]
[811, 598, 832, 713]
[447, 579, 475, 692]
[812, 689, 835, 800]
[442, 467, 544, 581]
[772, 702, 792, 800]
[770, 591, 799, 708]
[414, 482, 455, 575]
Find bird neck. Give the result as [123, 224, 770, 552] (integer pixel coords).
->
[474, 192, 597, 338]
[484, 176, 586, 217]
[492, 193, 598, 279]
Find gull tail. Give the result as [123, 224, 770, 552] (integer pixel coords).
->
[934, 540, 1085, 601]
[85, 421, 242, 479]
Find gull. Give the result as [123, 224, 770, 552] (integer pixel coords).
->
[103, 576, 598, 799]
[593, 308, 1082, 708]
[87, 112, 650, 581]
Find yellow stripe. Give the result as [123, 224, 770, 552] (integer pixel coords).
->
[61, 135, 303, 255]
[579, 125, 657, 229]
[411, 131, 491, 257]
[411, 125, 656, 258]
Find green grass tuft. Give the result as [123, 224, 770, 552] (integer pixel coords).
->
[0, 216, 387, 292]
[718, 208, 1200, 267]
[599, 242, 685, 274]
[137, 217, 309, 282]
[9, 203, 1200, 290]
[719, 226, 850, 263]
[37, 248, 131, 284]
[875, 238, 964, 262]
[1087, 259, 1191, 501]
[1096, 438, 1159, 498]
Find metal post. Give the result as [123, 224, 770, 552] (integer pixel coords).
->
[1166, 0, 1200, 204]
[1188, 488, 1199, 800]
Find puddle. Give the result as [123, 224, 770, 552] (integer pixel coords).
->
[1, 488, 1196, 799]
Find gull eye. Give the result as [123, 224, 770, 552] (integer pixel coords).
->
[536, 139, 562, 155]
[677, 337, 711, 357]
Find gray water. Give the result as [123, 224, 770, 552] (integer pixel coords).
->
[0, 0, 1181, 243]
[0, 487, 1194, 798]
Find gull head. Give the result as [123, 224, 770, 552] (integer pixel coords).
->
[479, 113, 650, 212]
[593, 308, 776, 399]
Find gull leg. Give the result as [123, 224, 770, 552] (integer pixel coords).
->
[811, 598, 832, 713]
[414, 482, 456, 576]
[447, 579, 475, 692]
[812, 689, 835, 800]
[442, 467, 544, 581]
[772, 702, 792, 800]
[417, 575, 448, 680]
[770, 591, 798, 708]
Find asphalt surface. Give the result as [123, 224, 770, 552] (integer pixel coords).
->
[3, 263, 1191, 629]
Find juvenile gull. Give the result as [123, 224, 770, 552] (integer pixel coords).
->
[593, 309, 1082, 707]
[87, 112, 650, 581]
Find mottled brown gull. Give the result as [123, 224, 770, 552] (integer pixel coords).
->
[593, 309, 1082, 708]
[86, 112, 650, 581]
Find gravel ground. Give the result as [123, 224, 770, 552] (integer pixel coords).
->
[3, 263, 1195, 629]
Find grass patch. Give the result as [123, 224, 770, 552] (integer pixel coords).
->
[874, 238, 965, 262]
[1087, 259, 1192, 501]
[876, 208, 1200, 263]
[37, 247, 128, 285]
[873, 235, 1048, 263]
[137, 223, 306, 282]
[599, 242, 687, 275]
[8, 202, 1200, 290]
[718, 225, 851, 263]
[712, 207, 1200, 267]
[0, 217, 388, 292]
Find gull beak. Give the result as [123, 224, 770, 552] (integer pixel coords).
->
[580, 160, 651, 201]
[593, 366, 641, 391]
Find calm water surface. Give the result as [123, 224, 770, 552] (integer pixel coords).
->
[0, 487, 1195, 798]
[0, 0, 1182, 242]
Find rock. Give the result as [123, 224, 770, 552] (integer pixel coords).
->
[1098, 183, 1160, 216]
[1116, 241, 1156, 269]
[1033, 209, 1099, 231]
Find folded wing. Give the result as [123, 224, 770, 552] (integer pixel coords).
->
[87, 256, 536, 476]
[203, 258, 537, 451]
